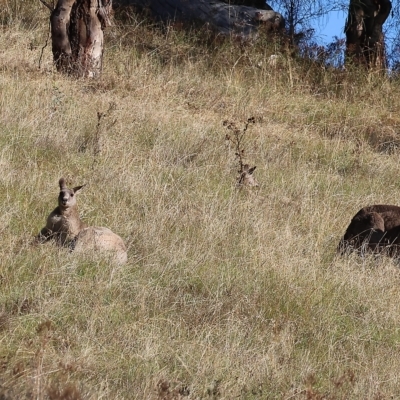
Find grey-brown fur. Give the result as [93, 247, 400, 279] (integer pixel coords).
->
[237, 164, 258, 187]
[72, 227, 128, 265]
[338, 205, 400, 255]
[38, 178, 86, 244]
[38, 178, 127, 264]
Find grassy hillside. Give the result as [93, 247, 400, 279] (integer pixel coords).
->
[2, 4, 400, 399]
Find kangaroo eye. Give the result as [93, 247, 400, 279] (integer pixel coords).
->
[70, 193, 74, 197]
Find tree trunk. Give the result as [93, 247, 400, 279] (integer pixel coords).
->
[345, 0, 392, 69]
[114, 0, 284, 37]
[50, 0, 112, 78]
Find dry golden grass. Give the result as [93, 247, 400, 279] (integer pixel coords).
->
[2, 4, 400, 399]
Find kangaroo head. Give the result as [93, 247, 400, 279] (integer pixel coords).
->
[237, 165, 259, 187]
[343, 211, 385, 242]
[58, 178, 85, 210]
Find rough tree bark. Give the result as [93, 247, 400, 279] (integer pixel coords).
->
[41, 0, 112, 77]
[114, 0, 284, 37]
[345, 0, 392, 69]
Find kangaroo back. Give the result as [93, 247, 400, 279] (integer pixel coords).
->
[72, 227, 128, 265]
[338, 204, 400, 256]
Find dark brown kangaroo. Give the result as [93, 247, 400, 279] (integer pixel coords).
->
[338, 205, 400, 256]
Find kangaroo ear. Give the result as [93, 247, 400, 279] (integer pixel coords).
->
[248, 166, 257, 175]
[73, 184, 86, 194]
[59, 178, 67, 190]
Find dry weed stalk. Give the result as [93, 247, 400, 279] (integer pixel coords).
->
[78, 102, 117, 167]
[94, 103, 115, 155]
[224, 117, 258, 187]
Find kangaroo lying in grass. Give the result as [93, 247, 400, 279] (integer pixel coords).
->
[237, 164, 258, 187]
[38, 178, 127, 264]
[338, 205, 400, 256]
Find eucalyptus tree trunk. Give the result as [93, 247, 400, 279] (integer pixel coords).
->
[345, 0, 391, 70]
[49, 0, 112, 77]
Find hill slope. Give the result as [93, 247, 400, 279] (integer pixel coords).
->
[2, 6, 400, 399]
